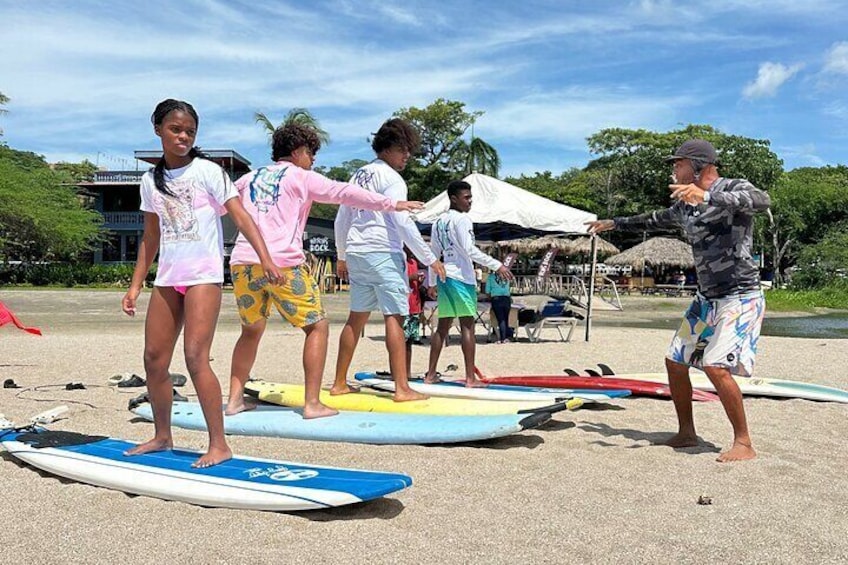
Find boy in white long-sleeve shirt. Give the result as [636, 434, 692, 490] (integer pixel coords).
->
[424, 180, 513, 387]
[332, 118, 446, 401]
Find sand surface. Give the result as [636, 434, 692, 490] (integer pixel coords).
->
[1, 289, 846, 564]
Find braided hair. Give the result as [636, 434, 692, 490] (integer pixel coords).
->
[150, 99, 209, 197]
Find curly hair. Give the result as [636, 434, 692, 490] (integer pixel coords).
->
[371, 118, 421, 154]
[272, 123, 321, 161]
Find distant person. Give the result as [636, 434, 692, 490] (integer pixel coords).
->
[404, 247, 425, 378]
[225, 123, 425, 419]
[121, 98, 282, 468]
[586, 139, 770, 463]
[332, 118, 447, 401]
[485, 265, 513, 343]
[424, 180, 513, 386]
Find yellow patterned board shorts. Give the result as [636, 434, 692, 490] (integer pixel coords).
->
[231, 264, 325, 328]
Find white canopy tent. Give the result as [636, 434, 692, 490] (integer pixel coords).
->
[413, 173, 602, 341]
[414, 173, 596, 234]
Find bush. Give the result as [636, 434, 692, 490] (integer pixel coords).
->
[0, 263, 155, 287]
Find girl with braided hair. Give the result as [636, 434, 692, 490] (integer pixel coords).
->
[121, 99, 282, 467]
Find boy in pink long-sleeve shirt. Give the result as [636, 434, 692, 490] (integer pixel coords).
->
[226, 124, 423, 418]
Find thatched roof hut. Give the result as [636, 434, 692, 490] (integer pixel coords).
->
[497, 235, 618, 256]
[605, 236, 695, 270]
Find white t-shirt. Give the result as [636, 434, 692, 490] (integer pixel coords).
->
[334, 159, 436, 266]
[429, 209, 501, 285]
[139, 158, 237, 286]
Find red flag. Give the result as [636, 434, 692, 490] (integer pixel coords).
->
[0, 301, 42, 336]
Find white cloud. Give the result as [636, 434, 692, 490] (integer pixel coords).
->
[823, 42, 848, 74]
[742, 62, 803, 99]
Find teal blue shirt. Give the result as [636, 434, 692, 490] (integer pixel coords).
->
[485, 273, 511, 297]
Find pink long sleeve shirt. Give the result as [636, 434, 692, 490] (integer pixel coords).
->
[229, 162, 397, 267]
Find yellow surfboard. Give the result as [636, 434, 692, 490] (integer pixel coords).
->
[244, 381, 581, 416]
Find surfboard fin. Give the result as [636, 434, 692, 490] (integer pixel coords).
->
[31, 405, 69, 425]
[597, 363, 615, 375]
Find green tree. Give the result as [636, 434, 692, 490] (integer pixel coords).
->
[789, 224, 848, 289]
[254, 107, 330, 145]
[505, 169, 599, 213]
[393, 98, 501, 199]
[768, 166, 848, 283]
[53, 159, 98, 182]
[0, 155, 102, 262]
[0, 91, 8, 136]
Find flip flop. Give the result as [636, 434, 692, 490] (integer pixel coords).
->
[127, 388, 187, 411]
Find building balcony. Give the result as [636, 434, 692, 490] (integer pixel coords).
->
[103, 211, 144, 229]
[94, 170, 145, 183]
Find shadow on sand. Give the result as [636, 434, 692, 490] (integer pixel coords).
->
[577, 421, 721, 454]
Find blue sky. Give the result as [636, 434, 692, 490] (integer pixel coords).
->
[1, 0, 847, 177]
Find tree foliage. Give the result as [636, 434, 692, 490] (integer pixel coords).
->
[254, 107, 330, 145]
[393, 98, 501, 200]
[0, 91, 8, 136]
[767, 166, 848, 281]
[0, 148, 102, 262]
[53, 159, 98, 182]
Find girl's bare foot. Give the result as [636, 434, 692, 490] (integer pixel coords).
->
[124, 437, 172, 456]
[465, 378, 488, 388]
[192, 446, 232, 468]
[717, 441, 756, 462]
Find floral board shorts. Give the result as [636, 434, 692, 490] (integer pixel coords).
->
[667, 290, 765, 377]
[403, 314, 421, 343]
[231, 264, 325, 328]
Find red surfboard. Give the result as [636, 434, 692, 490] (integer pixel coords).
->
[474, 368, 719, 401]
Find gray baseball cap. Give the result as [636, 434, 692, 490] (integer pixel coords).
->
[664, 139, 717, 164]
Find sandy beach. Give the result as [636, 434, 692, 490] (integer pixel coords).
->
[1, 289, 846, 564]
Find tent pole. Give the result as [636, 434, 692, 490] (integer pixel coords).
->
[585, 235, 598, 342]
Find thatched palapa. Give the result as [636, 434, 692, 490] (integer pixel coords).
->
[605, 236, 694, 269]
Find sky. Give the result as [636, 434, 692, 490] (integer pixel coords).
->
[1, 0, 848, 178]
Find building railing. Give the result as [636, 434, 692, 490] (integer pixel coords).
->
[94, 171, 145, 183]
[103, 212, 144, 227]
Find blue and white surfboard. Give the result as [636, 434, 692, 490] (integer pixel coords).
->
[0, 427, 411, 512]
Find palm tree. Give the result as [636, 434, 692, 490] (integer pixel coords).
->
[450, 136, 501, 177]
[253, 107, 330, 145]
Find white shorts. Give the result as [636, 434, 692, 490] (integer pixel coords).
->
[667, 291, 765, 377]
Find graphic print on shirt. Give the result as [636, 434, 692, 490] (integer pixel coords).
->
[434, 218, 457, 262]
[249, 166, 287, 213]
[154, 176, 200, 243]
[350, 168, 377, 217]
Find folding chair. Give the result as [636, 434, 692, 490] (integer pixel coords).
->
[523, 301, 579, 343]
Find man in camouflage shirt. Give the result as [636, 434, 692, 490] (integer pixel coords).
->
[587, 139, 770, 463]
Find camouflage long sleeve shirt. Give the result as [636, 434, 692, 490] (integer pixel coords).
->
[613, 177, 770, 299]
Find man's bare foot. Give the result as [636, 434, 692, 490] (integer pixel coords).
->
[192, 446, 233, 468]
[465, 378, 488, 388]
[422, 373, 442, 384]
[664, 432, 699, 448]
[224, 398, 257, 416]
[329, 383, 359, 395]
[124, 437, 172, 457]
[716, 441, 756, 463]
[394, 389, 429, 402]
[303, 402, 339, 419]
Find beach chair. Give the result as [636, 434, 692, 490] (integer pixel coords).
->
[523, 300, 578, 343]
